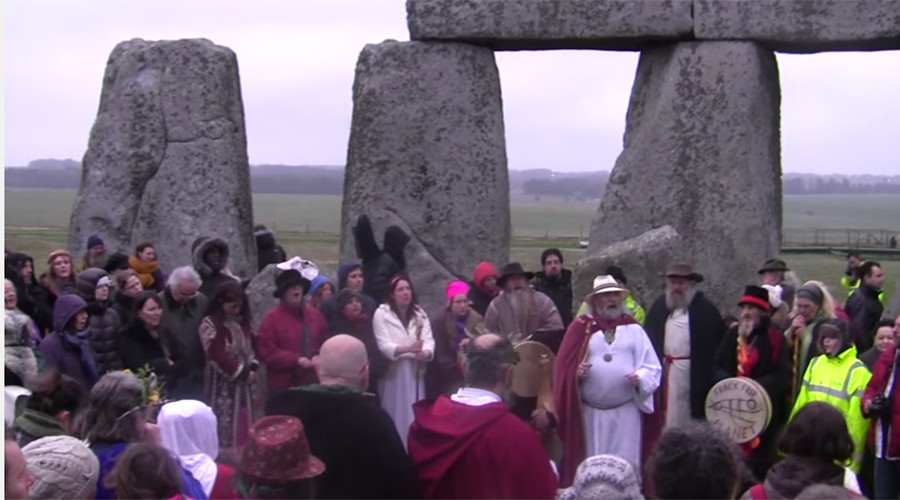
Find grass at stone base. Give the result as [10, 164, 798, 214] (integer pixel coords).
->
[6, 227, 897, 312]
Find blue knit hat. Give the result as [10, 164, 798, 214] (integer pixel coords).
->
[309, 275, 333, 297]
[86, 235, 104, 250]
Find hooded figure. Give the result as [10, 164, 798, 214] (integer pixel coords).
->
[789, 321, 871, 473]
[319, 262, 378, 322]
[254, 224, 287, 272]
[158, 400, 237, 500]
[38, 295, 100, 390]
[192, 237, 239, 297]
[352, 214, 410, 304]
[6, 252, 53, 334]
[468, 261, 500, 317]
[75, 268, 123, 374]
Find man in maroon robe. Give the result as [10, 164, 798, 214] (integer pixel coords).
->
[408, 334, 558, 499]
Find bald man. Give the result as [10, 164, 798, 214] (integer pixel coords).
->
[265, 334, 422, 499]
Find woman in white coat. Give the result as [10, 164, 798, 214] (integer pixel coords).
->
[373, 274, 434, 449]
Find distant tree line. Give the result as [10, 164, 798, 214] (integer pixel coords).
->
[5, 166, 899, 196]
[784, 177, 900, 195]
[522, 177, 607, 199]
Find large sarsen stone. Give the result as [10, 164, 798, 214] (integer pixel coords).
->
[407, 0, 693, 50]
[68, 38, 256, 277]
[588, 42, 782, 312]
[340, 40, 510, 316]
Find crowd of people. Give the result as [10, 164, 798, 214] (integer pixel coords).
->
[3, 221, 898, 499]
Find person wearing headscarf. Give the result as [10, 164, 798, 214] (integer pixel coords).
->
[158, 400, 238, 500]
[38, 295, 100, 390]
[426, 280, 484, 398]
[327, 288, 386, 394]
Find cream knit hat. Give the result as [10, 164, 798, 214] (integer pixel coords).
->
[22, 435, 100, 499]
[558, 455, 644, 500]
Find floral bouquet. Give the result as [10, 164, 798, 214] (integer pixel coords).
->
[122, 365, 165, 407]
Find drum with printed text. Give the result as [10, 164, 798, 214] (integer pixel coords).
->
[705, 377, 773, 444]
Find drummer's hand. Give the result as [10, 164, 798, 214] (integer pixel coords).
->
[626, 372, 640, 387]
[531, 409, 554, 432]
[577, 363, 591, 378]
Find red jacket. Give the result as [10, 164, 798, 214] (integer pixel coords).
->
[862, 345, 900, 459]
[408, 396, 558, 499]
[257, 303, 327, 391]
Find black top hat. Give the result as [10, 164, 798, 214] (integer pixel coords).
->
[757, 259, 789, 274]
[738, 285, 771, 312]
[273, 269, 311, 298]
[497, 263, 534, 288]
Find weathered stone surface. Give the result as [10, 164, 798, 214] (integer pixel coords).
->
[340, 40, 510, 316]
[575, 226, 683, 312]
[588, 42, 781, 312]
[68, 38, 256, 277]
[407, 0, 693, 50]
[694, 0, 900, 53]
[888, 283, 900, 321]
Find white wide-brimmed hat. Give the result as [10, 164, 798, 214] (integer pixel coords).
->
[586, 275, 626, 298]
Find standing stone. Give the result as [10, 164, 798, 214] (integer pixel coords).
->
[68, 38, 256, 277]
[340, 40, 510, 316]
[588, 41, 781, 312]
[574, 225, 683, 312]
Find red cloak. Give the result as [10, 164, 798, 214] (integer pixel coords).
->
[554, 313, 637, 487]
[408, 395, 558, 499]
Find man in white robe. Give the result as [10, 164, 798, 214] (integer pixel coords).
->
[554, 275, 662, 487]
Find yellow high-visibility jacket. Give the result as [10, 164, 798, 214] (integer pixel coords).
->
[789, 346, 872, 473]
[841, 274, 885, 303]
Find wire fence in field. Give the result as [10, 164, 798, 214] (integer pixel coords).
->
[782, 228, 899, 249]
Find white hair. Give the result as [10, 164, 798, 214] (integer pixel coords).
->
[167, 266, 202, 288]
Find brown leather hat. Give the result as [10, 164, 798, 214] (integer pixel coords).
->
[663, 263, 704, 283]
[757, 258, 789, 274]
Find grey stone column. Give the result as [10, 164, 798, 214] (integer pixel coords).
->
[69, 38, 256, 278]
[587, 41, 782, 311]
[340, 40, 510, 315]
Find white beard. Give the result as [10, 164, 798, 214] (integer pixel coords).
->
[665, 289, 696, 311]
[738, 318, 756, 338]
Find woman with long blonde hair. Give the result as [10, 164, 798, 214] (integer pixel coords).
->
[785, 280, 844, 401]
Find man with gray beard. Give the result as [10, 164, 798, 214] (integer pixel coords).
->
[713, 285, 790, 479]
[643, 263, 727, 459]
[484, 263, 565, 353]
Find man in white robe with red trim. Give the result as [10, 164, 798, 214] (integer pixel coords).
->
[554, 275, 662, 487]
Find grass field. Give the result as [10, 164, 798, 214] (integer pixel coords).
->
[5, 189, 899, 309]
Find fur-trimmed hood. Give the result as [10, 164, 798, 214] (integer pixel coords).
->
[191, 236, 230, 277]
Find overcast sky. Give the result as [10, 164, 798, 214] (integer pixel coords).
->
[4, 0, 899, 175]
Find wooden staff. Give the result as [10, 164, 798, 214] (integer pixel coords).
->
[578, 319, 594, 366]
[414, 317, 423, 401]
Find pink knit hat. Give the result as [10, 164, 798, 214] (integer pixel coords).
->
[445, 280, 469, 302]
